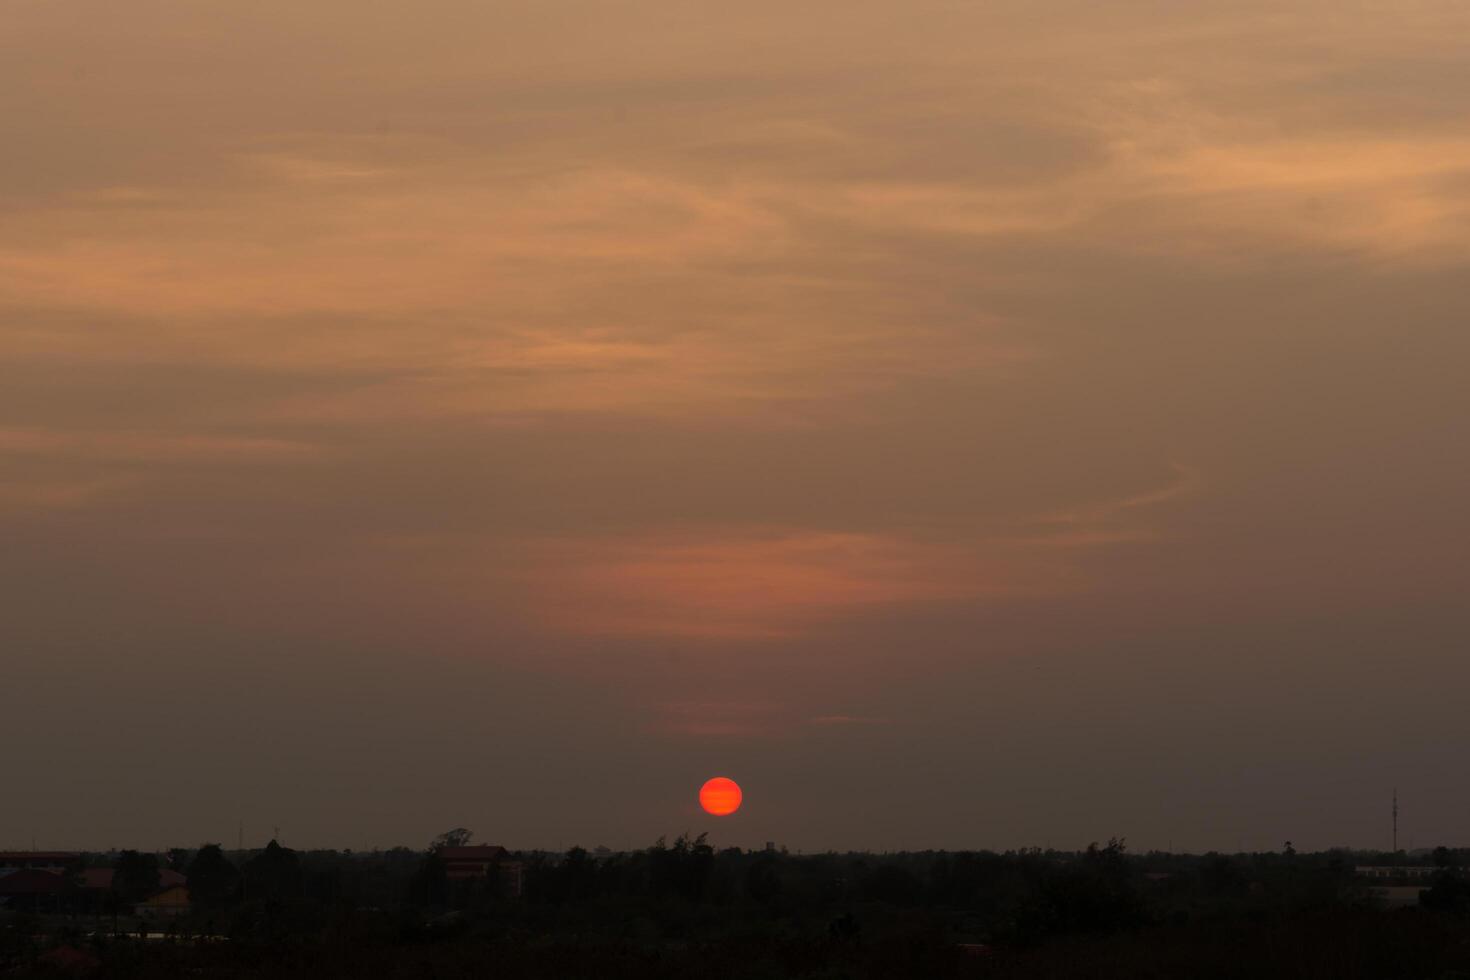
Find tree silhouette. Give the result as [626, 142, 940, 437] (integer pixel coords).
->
[113, 850, 160, 904]
[186, 844, 240, 909]
[243, 840, 301, 902]
[429, 828, 473, 852]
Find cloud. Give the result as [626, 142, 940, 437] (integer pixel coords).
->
[520, 524, 1122, 640]
[0, 474, 140, 512]
[809, 714, 890, 727]
[0, 157, 1026, 427]
[513, 462, 1201, 640]
[1036, 464, 1201, 531]
[8, 1, 1466, 449]
[646, 701, 789, 738]
[0, 427, 320, 464]
[522, 530, 977, 639]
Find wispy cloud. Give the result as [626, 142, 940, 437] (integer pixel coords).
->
[810, 714, 890, 727]
[0, 427, 320, 464]
[646, 701, 790, 738]
[518, 464, 1201, 640]
[0, 474, 141, 511]
[524, 530, 995, 639]
[1036, 464, 1201, 531]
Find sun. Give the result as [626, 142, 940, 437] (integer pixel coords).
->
[699, 776, 743, 816]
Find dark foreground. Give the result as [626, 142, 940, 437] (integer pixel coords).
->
[7, 838, 1470, 979]
[11, 913, 1470, 980]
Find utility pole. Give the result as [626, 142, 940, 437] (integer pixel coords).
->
[1393, 788, 1399, 853]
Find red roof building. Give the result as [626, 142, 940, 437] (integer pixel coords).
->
[438, 846, 507, 880]
[437, 845, 522, 897]
[136, 884, 191, 917]
[0, 852, 80, 875]
[77, 868, 185, 891]
[80, 868, 115, 891]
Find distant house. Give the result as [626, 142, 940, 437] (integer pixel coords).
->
[438, 845, 522, 898]
[439, 845, 507, 879]
[79, 867, 183, 890]
[1355, 866, 1438, 880]
[80, 868, 116, 891]
[1355, 867, 1436, 907]
[1370, 885, 1428, 908]
[136, 884, 191, 918]
[0, 855, 189, 911]
[0, 852, 80, 877]
[0, 868, 68, 907]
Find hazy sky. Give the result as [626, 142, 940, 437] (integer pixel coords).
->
[4, 0, 1468, 854]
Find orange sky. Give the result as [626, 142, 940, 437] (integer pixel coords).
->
[3, 0, 1468, 852]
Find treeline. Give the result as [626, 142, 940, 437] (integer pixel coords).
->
[6, 837, 1470, 978]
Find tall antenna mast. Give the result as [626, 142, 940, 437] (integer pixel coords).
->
[1393, 788, 1399, 853]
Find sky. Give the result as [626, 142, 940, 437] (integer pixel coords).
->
[3, 0, 1468, 854]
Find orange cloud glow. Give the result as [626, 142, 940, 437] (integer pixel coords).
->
[524, 528, 1097, 639]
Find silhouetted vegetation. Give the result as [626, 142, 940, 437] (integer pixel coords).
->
[109, 852, 159, 906]
[6, 836, 1470, 978]
[185, 845, 240, 911]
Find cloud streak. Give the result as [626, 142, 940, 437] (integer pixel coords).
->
[0, 427, 320, 464]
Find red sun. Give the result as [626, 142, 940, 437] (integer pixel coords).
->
[699, 777, 743, 816]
